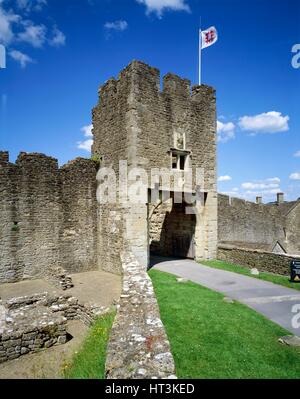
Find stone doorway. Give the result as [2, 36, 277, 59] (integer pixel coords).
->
[149, 199, 196, 259]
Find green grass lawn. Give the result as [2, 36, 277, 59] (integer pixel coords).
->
[149, 269, 300, 379]
[63, 311, 115, 379]
[200, 259, 300, 292]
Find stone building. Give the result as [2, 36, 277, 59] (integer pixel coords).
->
[92, 60, 218, 274]
[218, 192, 300, 255]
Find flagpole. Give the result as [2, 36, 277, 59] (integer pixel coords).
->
[199, 17, 202, 85]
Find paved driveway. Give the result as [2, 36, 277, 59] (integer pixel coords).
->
[151, 256, 300, 336]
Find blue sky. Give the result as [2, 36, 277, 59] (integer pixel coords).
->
[0, 0, 299, 202]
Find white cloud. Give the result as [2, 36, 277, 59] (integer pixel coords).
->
[230, 177, 282, 202]
[0, 1, 64, 67]
[0, 5, 20, 45]
[18, 21, 46, 47]
[244, 188, 282, 196]
[241, 182, 279, 190]
[16, 0, 47, 13]
[290, 173, 300, 181]
[220, 190, 242, 198]
[218, 175, 232, 182]
[239, 111, 289, 134]
[221, 177, 285, 202]
[77, 139, 93, 152]
[81, 124, 93, 138]
[217, 120, 235, 143]
[104, 20, 128, 31]
[49, 26, 66, 47]
[266, 177, 281, 183]
[77, 124, 93, 152]
[294, 150, 300, 157]
[9, 49, 33, 67]
[136, 0, 190, 18]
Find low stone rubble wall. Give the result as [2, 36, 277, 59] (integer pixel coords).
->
[0, 295, 67, 363]
[217, 244, 300, 275]
[105, 252, 176, 379]
[45, 266, 74, 290]
[0, 292, 111, 364]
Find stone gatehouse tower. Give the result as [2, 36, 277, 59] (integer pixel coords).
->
[92, 60, 218, 274]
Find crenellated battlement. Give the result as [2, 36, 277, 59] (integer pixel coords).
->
[60, 157, 98, 171]
[163, 73, 191, 97]
[191, 84, 216, 102]
[0, 152, 97, 172]
[96, 60, 215, 107]
[0, 151, 9, 163]
[16, 152, 59, 169]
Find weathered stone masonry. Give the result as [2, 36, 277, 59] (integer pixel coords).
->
[0, 292, 111, 363]
[218, 244, 299, 276]
[218, 193, 300, 256]
[92, 60, 218, 274]
[0, 151, 98, 283]
[105, 252, 176, 379]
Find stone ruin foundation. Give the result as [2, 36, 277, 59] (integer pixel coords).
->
[0, 292, 111, 364]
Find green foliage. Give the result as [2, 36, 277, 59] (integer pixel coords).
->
[63, 311, 115, 379]
[200, 259, 300, 291]
[91, 154, 102, 164]
[149, 269, 300, 379]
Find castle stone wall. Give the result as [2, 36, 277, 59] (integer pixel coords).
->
[0, 153, 98, 283]
[218, 194, 286, 247]
[217, 244, 300, 276]
[218, 194, 300, 256]
[59, 159, 98, 273]
[286, 203, 300, 255]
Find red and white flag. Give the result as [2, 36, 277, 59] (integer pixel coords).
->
[201, 26, 218, 49]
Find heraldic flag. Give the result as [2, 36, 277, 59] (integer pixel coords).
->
[201, 26, 218, 49]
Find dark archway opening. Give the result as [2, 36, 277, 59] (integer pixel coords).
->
[149, 200, 196, 260]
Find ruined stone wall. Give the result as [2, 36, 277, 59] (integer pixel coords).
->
[217, 244, 300, 276]
[0, 293, 68, 363]
[59, 159, 98, 273]
[0, 152, 98, 283]
[286, 203, 300, 255]
[105, 251, 176, 379]
[218, 194, 286, 247]
[0, 292, 111, 364]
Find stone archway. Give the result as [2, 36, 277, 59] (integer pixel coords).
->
[149, 198, 196, 259]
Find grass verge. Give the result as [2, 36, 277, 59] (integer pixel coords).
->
[200, 259, 300, 292]
[63, 311, 115, 379]
[149, 269, 300, 379]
